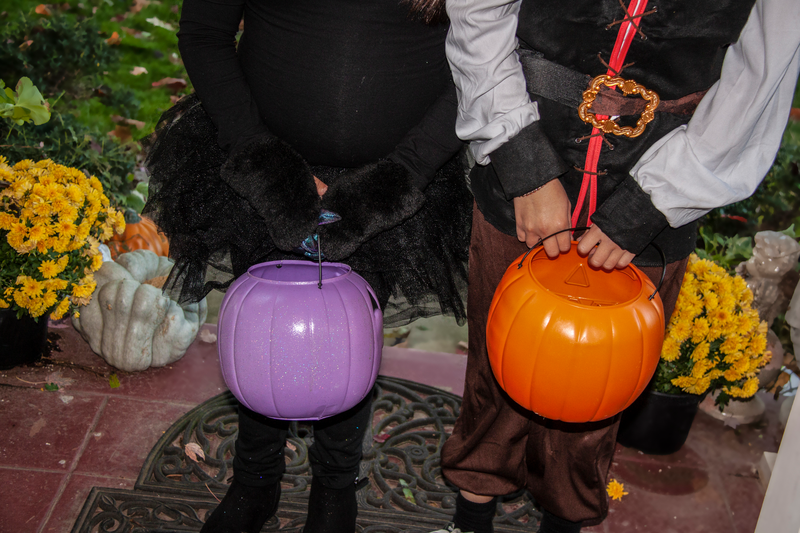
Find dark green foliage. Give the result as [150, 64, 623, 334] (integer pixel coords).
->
[700, 141, 800, 240]
[0, 11, 117, 96]
[1, 111, 136, 205]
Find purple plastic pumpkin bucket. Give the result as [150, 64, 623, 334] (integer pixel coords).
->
[217, 260, 383, 420]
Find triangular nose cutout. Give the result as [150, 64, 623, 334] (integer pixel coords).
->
[564, 264, 590, 287]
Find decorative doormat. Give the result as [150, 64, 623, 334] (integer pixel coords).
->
[71, 377, 541, 532]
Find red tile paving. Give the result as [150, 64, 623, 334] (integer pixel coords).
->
[0, 323, 785, 533]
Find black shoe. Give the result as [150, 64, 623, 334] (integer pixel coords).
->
[538, 510, 582, 533]
[201, 479, 281, 533]
[302, 477, 358, 533]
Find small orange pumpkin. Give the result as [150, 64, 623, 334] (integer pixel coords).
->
[486, 242, 664, 423]
[107, 209, 170, 260]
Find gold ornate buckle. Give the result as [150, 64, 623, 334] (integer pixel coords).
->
[577, 75, 660, 138]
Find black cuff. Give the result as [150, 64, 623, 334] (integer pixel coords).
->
[490, 121, 569, 200]
[319, 160, 425, 260]
[220, 135, 320, 251]
[590, 177, 669, 256]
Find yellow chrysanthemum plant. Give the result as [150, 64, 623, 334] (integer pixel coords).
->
[654, 254, 771, 410]
[0, 156, 126, 321]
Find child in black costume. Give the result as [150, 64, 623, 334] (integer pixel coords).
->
[142, 0, 471, 531]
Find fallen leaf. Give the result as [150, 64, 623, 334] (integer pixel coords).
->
[130, 66, 148, 76]
[146, 16, 175, 31]
[105, 31, 121, 45]
[35, 4, 52, 16]
[44, 383, 59, 391]
[110, 13, 128, 22]
[198, 328, 217, 343]
[110, 115, 146, 129]
[151, 77, 187, 93]
[120, 26, 140, 37]
[373, 432, 391, 443]
[108, 125, 133, 143]
[30, 418, 46, 437]
[109, 373, 120, 389]
[130, 0, 150, 13]
[19, 40, 34, 51]
[184, 442, 205, 462]
[46, 371, 75, 389]
[398, 479, 416, 504]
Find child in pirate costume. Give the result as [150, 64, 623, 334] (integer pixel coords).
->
[437, 0, 800, 532]
[142, 0, 471, 532]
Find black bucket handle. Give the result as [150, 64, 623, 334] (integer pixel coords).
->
[516, 227, 666, 301]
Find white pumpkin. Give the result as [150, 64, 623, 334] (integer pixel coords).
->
[72, 249, 208, 372]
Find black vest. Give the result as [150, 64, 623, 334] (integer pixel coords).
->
[474, 0, 756, 266]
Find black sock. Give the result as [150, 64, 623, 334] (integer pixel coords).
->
[539, 510, 582, 533]
[303, 477, 357, 533]
[201, 479, 280, 533]
[453, 492, 496, 533]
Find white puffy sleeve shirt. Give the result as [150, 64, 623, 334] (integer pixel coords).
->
[445, 0, 800, 227]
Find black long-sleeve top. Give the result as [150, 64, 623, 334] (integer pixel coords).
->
[177, 0, 462, 188]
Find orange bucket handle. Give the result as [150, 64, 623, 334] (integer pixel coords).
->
[516, 226, 666, 301]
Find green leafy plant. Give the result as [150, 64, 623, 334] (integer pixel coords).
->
[1, 111, 137, 206]
[0, 11, 118, 96]
[694, 227, 753, 274]
[0, 77, 50, 125]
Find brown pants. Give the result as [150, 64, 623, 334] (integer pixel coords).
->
[440, 204, 688, 523]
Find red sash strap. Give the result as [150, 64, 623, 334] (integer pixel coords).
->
[571, 0, 650, 229]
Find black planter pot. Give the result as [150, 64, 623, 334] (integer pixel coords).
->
[0, 308, 49, 370]
[616, 389, 702, 455]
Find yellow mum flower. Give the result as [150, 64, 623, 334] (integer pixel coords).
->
[691, 317, 710, 343]
[692, 358, 714, 378]
[19, 276, 44, 298]
[723, 368, 743, 382]
[90, 253, 104, 271]
[39, 259, 61, 279]
[690, 341, 710, 362]
[0, 298, 9, 309]
[0, 212, 15, 230]
[607, 480, 628, 501]
[55, 219, 77, 238]
[45, 278, 69, 291]
[42, 290, 58, 309]
[661, 336, 682, 362]
[50, 298, 71, 320]
[720, 335, 744, 355]
[27, 224, 48, 242]
[65, 183, 85, 205]
[669, 318, 692, 343]
[703, 292, 719, 310]
[749, 334, 767, 355]
[72, 281, 96, 299]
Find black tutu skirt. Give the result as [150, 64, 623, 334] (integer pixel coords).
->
[142, 95, 472, 327]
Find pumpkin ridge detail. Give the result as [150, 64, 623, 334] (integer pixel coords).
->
[486, 243, 664, 422]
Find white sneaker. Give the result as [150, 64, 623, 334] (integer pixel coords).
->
[429, 523, 473, 533]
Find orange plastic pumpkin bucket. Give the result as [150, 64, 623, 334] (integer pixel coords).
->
[486, 240, 665, 423]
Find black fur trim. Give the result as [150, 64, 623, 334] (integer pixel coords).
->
[220, 135, 320, 251]
[320, 160, 425, 260]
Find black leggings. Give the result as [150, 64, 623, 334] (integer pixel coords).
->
[233, 391, 373, 490]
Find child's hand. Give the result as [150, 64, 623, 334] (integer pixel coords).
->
[313, 176, 328, 197]
[512, 179, 571, 257]
[576, 225, 635, 270]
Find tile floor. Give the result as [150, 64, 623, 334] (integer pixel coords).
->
[0, 320, 787, 533]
